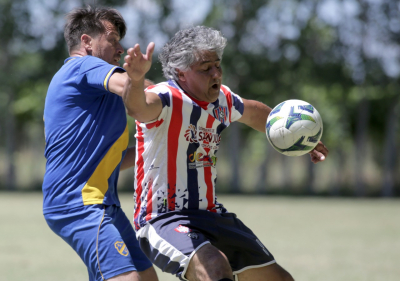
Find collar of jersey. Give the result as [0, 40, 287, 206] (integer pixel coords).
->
[65, 56, 83, 64]
[170, 80, 219, 110]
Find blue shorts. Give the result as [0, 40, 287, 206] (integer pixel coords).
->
[44, 204, 152, 281]
[136, 210, 276, 280]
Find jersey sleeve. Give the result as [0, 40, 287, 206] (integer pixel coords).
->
[220, 85, 244, 122]
[230, 92, 244, 122]
[77, 56, 125, 95]
[139, 83, 171, 127]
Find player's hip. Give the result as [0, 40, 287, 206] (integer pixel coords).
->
[136, 209, 275, 280]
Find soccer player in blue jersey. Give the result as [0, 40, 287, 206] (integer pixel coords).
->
[42, 6, 158, 281]
[121, 26, 329, 281]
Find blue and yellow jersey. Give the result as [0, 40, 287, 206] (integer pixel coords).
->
[42, 56, 128, 214]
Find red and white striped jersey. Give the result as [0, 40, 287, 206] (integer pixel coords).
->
[133, 80, 244, 230]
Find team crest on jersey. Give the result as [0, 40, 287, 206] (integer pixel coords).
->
[174, 224, 191, 233]
[213, 106, 228, 124]
[184, 124, 198, 143]
[114, 241, 129, 256]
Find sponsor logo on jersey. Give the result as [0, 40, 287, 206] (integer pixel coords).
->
[188, 151, 217, 169]
[184, 124, 197, 143]
[256, 239, 270, 256]
[149, 164, 159, 170]
[188, 232, 199, 239]
[184, 125, 222, 145]
[114, 241, 129, 256]
[174, 224, 191, 233]
[197, 126, 221, 143]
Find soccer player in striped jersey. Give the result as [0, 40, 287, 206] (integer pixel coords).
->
[123, 26, 329, 281]
[42, 6, 158, 281]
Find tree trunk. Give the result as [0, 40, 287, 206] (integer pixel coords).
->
[228, 122, 241, 193]
[355, 96, 369, 196]
[5, 89, 16, 190]
[382, 96, 399, 197]
[256, 146, 272, 194]
[307, 159, 315, 195]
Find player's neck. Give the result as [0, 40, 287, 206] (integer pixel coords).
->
[69, 49, 86, 58]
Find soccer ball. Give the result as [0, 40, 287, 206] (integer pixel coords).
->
[266, 99, 323, 156]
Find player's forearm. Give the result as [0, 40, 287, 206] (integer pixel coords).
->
[123, 43, 160, 122]
[239, 99, 272, 133]
[108, 72, 129, 96]
[123, 77, 152, 120]
[120, 146, 136, 171]
[123, 76, 144, 112]
[123, 81, 162, 123]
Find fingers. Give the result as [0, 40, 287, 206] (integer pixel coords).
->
[133, 43, 142, 57]
[123, 47, 134, 67]
[315, 141, 329, 157]
[308, 141, 329, 164]
[146, 42, 155, 61]
[309, 150, 324, 164]
[124, 43, 155, 66]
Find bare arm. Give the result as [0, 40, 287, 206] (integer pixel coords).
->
[120, 146, 136, 171]
[108, 71, 128, 96]
[238, 98, 328, 163]
[108, 71, 155, 97]
[123, 43, 163, 122]
[238, 98, 272, 133]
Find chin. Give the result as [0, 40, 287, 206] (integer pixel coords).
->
[208, 94, 220, 103]
[211, 87, 221, 96]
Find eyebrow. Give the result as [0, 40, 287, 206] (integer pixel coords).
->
[199, 58, 221, 65]
[106, 30, 120, 38]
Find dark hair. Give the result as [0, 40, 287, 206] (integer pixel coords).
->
[64, 5, 126, 53]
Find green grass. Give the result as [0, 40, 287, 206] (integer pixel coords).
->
[1, 192, 399, 281]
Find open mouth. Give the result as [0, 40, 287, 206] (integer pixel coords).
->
[212, 83, 220, 90]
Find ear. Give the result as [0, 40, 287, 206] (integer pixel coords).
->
[176, 69, 186, 82]
[81, 34, 92, 52]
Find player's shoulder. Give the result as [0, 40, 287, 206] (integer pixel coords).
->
[78, 56, 120, 73]
[145, 81, 174, 94]
[219, 84, 244, 108]
[220, 84, 235, 96]
[220, 84, 242, 101]
[64, 55, 98, 66]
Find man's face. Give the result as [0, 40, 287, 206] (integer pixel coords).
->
[90, 21, 124, 66]
[177, 51, 222, 103]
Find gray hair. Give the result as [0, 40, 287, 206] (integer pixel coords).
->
[159, 26, 227, 80]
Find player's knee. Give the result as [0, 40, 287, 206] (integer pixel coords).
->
[106, 270, 139, 281]
[207, 251, 232, 274]
[138, 266, 159, 281]
[198, 250, 231, 278]
[186, 244, 232, 280]
[205, 248, 232, 274]
[278, 266, 294, 281]
[283, 272, 295, 281]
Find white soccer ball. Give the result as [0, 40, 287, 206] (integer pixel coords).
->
[266, 99, 323, 156]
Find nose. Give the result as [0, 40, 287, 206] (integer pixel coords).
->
[117, 42, 124, 54]
[211, 66, 222, 79]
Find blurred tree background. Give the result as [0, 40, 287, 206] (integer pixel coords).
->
[0, 0, 399, 196]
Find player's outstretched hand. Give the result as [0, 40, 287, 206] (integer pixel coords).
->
[123, 42, 155, 82]
[309, 141, 329, 164]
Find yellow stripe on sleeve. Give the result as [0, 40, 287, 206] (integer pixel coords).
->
[103, 66, 117, 91]
[81, 124, 129, 205]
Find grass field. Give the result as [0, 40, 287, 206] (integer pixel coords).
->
[1, 192, 399, 281]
